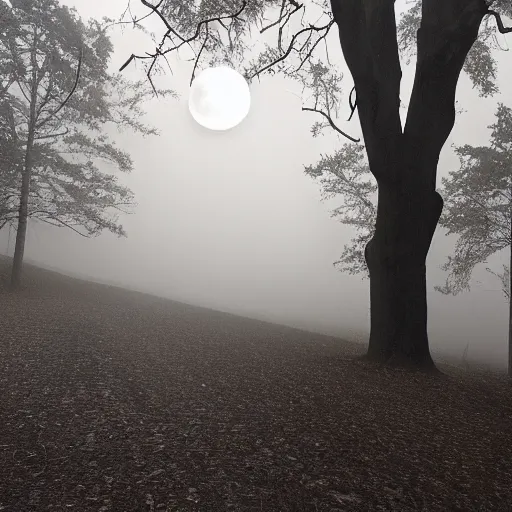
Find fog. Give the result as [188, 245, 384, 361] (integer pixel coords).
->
[2, 0, 510, 367]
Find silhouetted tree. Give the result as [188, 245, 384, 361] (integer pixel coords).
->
[305, 104, 512, 373]
[304, 105, 510, 293]
[119, 0, 511, 371]
[305, 47, 511, 373]
[303, 2, 509, 287]
[0, 0, 174, 289]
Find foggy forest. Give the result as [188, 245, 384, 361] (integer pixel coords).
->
[1, 0, 511, 510]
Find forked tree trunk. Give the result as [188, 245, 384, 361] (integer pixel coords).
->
[330, 0, 489, 370]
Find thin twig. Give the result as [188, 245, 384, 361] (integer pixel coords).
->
[119, 1, 248, 90]
[36, 47, 83, 129]
[249, 22, 332, 80]
[34, 128, 69, 140]
[190, 24, 209, 86]
[302, 107, 360, 142]
[487, 10, 512, 33]
[260, 1, 303, 34]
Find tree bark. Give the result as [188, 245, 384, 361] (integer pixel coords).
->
[330, 0, 489, 369]
[364, 184, 443, 370]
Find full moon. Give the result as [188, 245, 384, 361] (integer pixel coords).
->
[188, 66, 251, 131]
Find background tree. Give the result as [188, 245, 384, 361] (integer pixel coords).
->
[436, 103, 511, 374]
[118, 0, 511, 371]
[436, 103, 511, 301]
[0, 0, 174, 289]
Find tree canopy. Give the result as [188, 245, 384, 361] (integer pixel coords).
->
[436, 103, 511, 302]
[118, 1, 511, 132]
[0, 0, 174, 238]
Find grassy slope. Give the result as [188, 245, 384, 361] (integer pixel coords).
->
[0, 256, 511, 511]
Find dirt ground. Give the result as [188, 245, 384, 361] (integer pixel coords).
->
[1, 257, 511, 511]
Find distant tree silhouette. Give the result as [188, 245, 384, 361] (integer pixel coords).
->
[0, 0, 174, 289]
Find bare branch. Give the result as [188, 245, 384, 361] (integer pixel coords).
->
[294, 20, 334, 73]
[119, 54, 136, 72]
[487, 9, 512, 33]
[102, 3, 156, 32]
[140, 0, 185, 43]
[249, 22, 333, 80]
[302, 107, 360, 142]
[323, 32, 331, 65]
[36, 47, 83, 129]
[348, 85, 356, 121]
[167, 1, 247, 52]
[34, 127, 69, 140]
[190, 24, 209, 86]
[278, 1, 304, 51]
[260, 1, 303, 35]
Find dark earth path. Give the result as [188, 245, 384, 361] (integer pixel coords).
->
[1, 257, 511, 511]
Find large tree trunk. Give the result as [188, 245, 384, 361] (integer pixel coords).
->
[330, 0, 488, 369]
[364, 184, 443, 370]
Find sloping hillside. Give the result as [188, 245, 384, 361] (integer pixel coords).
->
[0, 256, 511, 511]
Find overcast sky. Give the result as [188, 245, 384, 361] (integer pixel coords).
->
[2, 0, 511, 367]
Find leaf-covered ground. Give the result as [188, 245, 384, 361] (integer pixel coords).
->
[0, 256, 511, 511]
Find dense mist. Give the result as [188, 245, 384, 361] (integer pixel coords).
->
[1, 0, 510, 368]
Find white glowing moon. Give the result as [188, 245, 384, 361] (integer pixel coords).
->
[188, 66, 251, 131]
